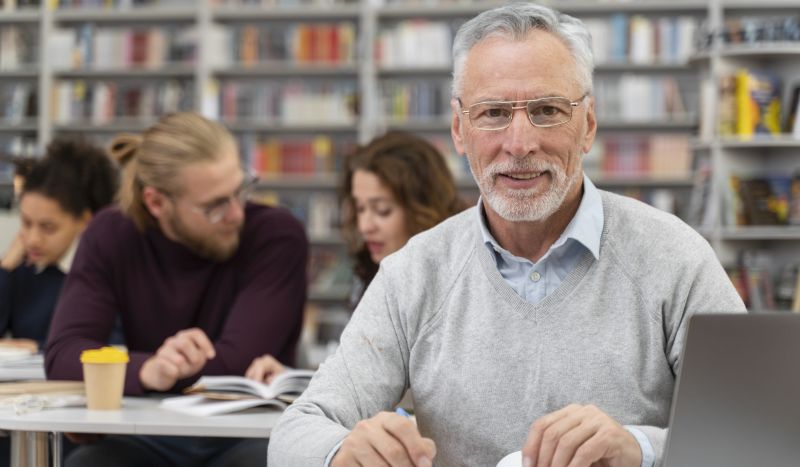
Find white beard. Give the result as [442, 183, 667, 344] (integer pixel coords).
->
[471, 156, 581, 222]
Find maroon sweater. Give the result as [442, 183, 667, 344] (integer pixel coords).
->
[45, 203, 308, 396]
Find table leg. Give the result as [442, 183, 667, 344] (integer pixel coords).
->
[51, 432, 62, 467]
[21, 431, 49, 467]
[10, 431, 25, 466]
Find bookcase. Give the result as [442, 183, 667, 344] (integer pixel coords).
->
[690, 0, 800, 311]
[3, 0, 797, 359]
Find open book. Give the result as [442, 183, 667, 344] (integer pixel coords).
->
[159, 369, 315, 416]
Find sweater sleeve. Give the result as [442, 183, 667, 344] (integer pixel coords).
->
[194, 211, 309, 380]
[44, 216, 133, 390]
[268, 268, 410, 466]
[641, 237, 746, 463]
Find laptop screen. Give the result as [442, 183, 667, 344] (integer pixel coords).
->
[662, 313, 800, 467]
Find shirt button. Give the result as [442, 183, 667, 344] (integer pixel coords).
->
[530, 271, 541, 282]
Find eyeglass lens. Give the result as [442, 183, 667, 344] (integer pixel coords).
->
[205, 176, 256, 223]
[469, 97, 574, 129]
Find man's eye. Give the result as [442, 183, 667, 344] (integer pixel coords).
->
[484, 107, 509, 118]
[539, 105, 559, 116]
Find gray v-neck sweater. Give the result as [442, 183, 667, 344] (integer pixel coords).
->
[269, 191, 745, 466]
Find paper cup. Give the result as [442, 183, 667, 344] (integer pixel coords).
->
[80, 347, 129, 410]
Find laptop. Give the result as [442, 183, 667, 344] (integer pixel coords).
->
[663, 313, 800, 467]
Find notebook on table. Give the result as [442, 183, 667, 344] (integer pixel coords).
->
[663, 313, 800, 467]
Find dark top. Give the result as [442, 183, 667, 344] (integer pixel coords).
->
[0, 264, 65, 348]
[45, 203, 308, 396]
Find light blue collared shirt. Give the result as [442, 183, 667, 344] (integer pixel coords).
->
[478, 174, 603, 304]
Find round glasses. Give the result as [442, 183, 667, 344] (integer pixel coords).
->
[165, 173, 258, 224]
[459, 94, 588, 131]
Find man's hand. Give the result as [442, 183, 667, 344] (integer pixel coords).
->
[331, 411, 436, 467]
[245, 354, 286, 384]
[522, 404, 642, 467]
[1, 232, 25, 271]
[139, 328, 216, 391]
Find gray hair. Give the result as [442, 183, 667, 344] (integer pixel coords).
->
[451, 2, 594, 97]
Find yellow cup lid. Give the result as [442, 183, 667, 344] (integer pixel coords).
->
[80, 347, 129, 364]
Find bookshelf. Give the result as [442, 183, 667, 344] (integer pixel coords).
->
[8, 0, 798, 353]
[690, 0, 800, 311]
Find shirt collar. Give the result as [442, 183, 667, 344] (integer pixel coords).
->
[56, 237, 79, 273]
[477, 174, 603, 261]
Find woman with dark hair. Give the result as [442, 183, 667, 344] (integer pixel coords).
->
[341, 131, 467, 305]
[0, 138, 118, 350]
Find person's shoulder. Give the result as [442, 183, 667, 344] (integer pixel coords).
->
[241, 203, 308, 247]
[601, 190, 711, 260]
[383, 206, 477, 270]
[83, 206, 139, 244]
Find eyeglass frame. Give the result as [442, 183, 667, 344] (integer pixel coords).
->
[162, 171, 259, 225]
[457, 93, 589, 131]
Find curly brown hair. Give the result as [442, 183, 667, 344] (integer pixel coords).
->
[340, 131, 467, 291]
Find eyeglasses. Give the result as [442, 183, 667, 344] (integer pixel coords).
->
[169, 172, 259, 225]
[458, 94, 588, 131]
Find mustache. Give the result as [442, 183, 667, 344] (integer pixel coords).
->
[483, 158, 558, 178]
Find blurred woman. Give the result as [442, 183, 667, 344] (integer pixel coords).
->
[0, 138, 118, 350]
[341, 131, 467, 305]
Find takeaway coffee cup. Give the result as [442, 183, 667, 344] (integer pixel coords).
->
[80, 347, 129, 410]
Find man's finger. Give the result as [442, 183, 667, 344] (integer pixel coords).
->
[383, 413, 435, 467]
[180, 328, 216, 359]
[549, 420, 600, 467]
[535, 412, 584, 467]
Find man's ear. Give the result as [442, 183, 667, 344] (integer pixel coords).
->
[581, 96, 598, 155]
[451, 97, 466, 158]
[142, 186, 170, 221]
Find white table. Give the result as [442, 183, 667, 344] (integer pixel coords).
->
[0, 396, 281, 467]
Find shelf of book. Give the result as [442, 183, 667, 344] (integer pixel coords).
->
[212, 4, 360, 21]
[376, 0, 706, 18]
[53, 7, 197, 24]
[0, 69, 40, 79]
[53, 66, 196, 79]
[719, 227, 800, 241]
[716, 136, 800, 149]
[592, 175, 695, 188]
[596, 120, 698, 131]
[0, 120, 37, 132]
[214, 64, 359, 78]
[0, 10, 39, 23]
[717, 44, 800, 59]
[689, 2, 800, 311]
[383, 118, 451, 132]
[377, 66, 451, 76]
[594, 63, 694, 73]
[224, 120, 357, 134]
[53, 119, 159, 133]
[256, 174, 340, 190]
[720, 0, 800, 11]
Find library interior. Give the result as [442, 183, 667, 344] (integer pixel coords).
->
[0, 0, 800, 466]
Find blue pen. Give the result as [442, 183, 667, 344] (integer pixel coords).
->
[395, 408, 434, 466]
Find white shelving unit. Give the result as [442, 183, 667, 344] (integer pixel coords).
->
[689, 0, 800, 310]
[7, 0, 798, 311]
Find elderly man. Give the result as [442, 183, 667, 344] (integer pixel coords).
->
[268, 4, 745, 467]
